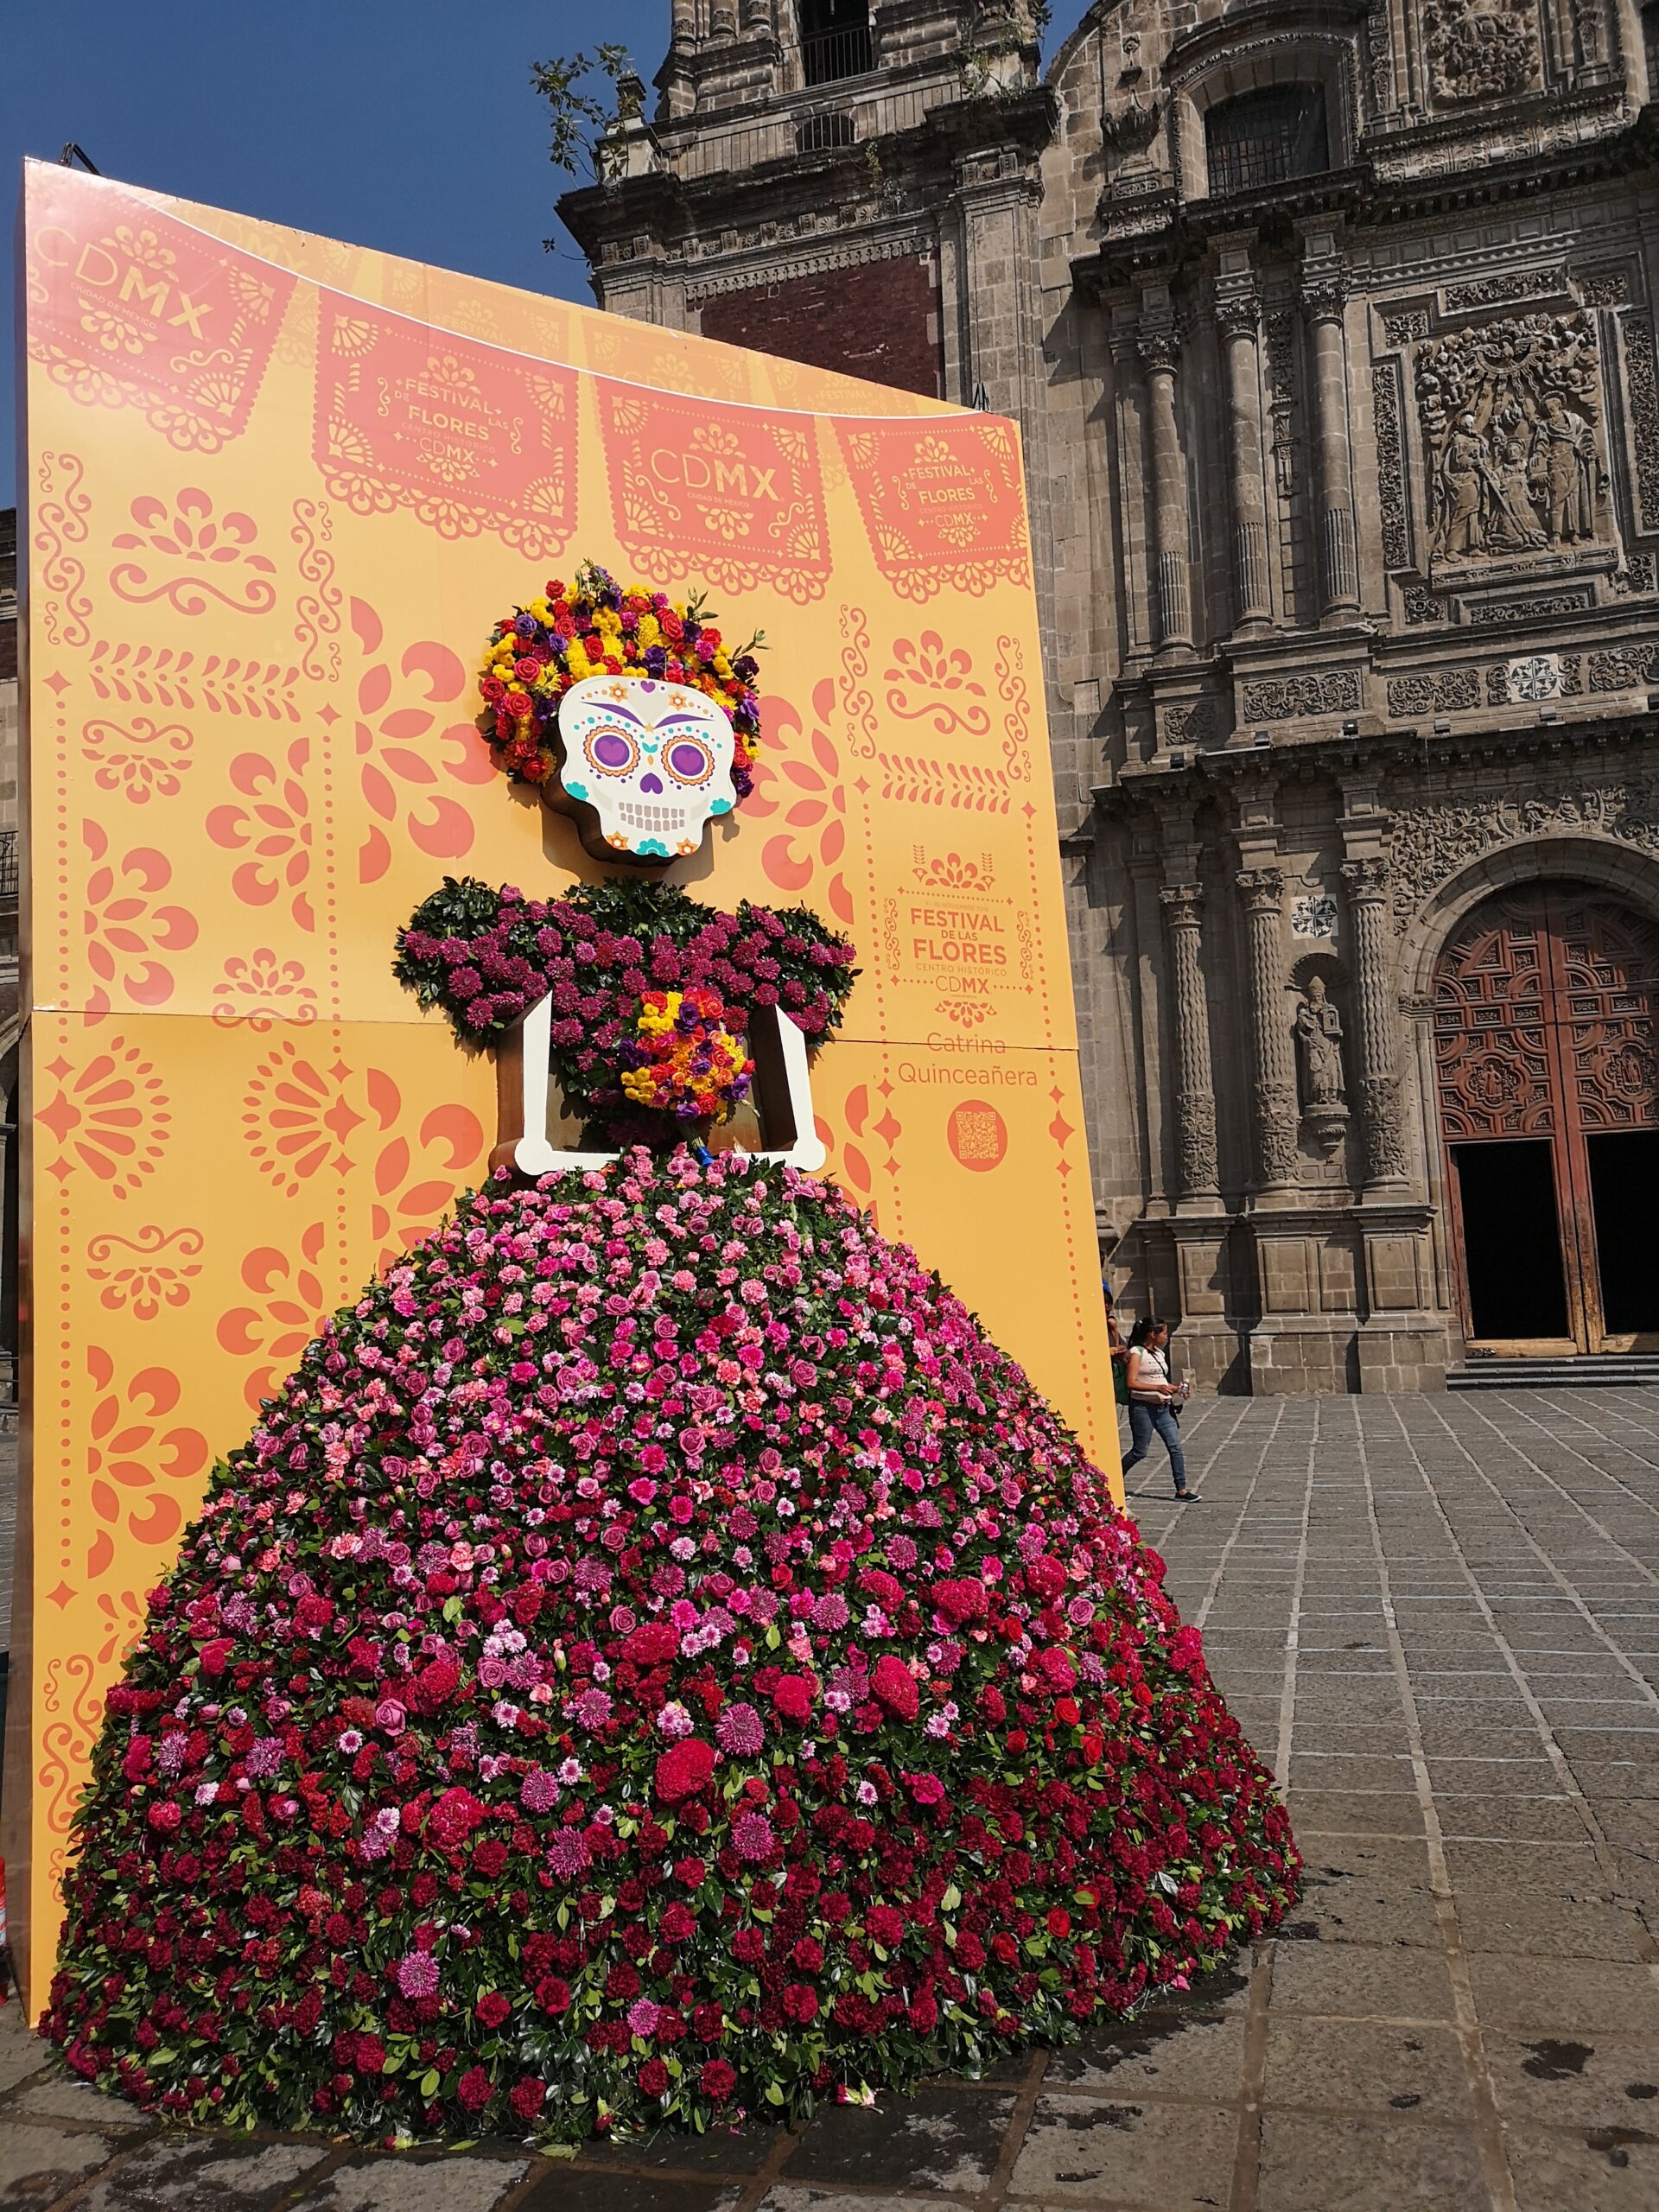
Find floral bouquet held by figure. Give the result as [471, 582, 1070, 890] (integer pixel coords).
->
[44, 564, 1299, 2146]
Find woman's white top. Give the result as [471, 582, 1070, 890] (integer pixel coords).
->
[1128, 1344, 1173, 1402]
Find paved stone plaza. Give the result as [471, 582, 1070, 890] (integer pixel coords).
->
[1, 1390, 1656, 2210]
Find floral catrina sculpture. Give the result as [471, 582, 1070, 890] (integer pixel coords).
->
[46, 564, 1298, 2147]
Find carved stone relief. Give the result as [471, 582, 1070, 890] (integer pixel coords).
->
[1617, 309, 1659, 537]
[1483, 652, 1581, 702]
[1389, 781, 1659, 925]
[1403, 584, 1446, 624]
[1415, 312, 1609, 569]
[1374, 363, 1410, 572]
[1587, 644, 1659, 692]
[1160, 701, 1218, 747]
[1465, 588, 1595, 622]
[1264, 310, 1298, 502]
[1423, 0, 1541, 106]
[1386, 668, 1481, 717]
[1442, 268, 1567, 314]
[1383, 309, 1431, 348]
[1240, 670, 1363, 721]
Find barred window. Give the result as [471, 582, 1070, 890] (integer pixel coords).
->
[800, 0, 874, 86]
[1205, 84, 1330, 199]
[797, 111, 856, 152]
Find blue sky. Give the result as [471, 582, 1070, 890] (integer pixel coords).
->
[3, 3, 1079, 509]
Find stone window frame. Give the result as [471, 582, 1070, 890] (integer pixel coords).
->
[1165, 27, 1362, 204]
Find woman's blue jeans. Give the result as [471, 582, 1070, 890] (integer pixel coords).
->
[1122, 1402, 1186, 1491]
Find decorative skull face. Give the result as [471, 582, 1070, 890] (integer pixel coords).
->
[554, 675, 736, 865]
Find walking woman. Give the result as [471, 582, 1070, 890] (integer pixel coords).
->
[1122, 1316, 1198, 1500]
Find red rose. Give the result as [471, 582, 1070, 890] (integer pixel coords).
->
[771, 1675, 814, 1725]
[872, 1656, 919, 1723]
[456, 2066, 495, 2113]
[931, 1578, 988, 1625]
[655, 1738, 716, 1803]
[639, 2058, 671, 2098]
[782, 1984, 818, 2024]
[536, 1976, 572, 2014]
[625, 1621, 680, 1666]
[509, 2077, 545, 2121]
[477, 1993, 512, 2029]
[701, 2058, 736, 2101]
[992, 1932, 1019, 1963]
[674, 1857, 707, 1887]
[1046, 1908, 1071, 1938]
[198, 1639, 232, 1678]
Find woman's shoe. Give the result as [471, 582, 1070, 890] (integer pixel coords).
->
[1174, 1488, 1201, 1502]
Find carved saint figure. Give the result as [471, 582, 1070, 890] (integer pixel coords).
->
[1435, 413, 1488, 557]
[1295, 974, 1346, 1107]
[1485, 433, 1548, 551]
[1535, 395, 1599, 544]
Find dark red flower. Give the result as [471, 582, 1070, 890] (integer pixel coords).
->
[872, 1656, 919, 1724]
[771, 1675, 814, 1725]
[456, 2066, 494, 2113]
[701, 2059, 737, 2102]
[509, 2077, 545, 2120]
[654, 1738, 716, 1803]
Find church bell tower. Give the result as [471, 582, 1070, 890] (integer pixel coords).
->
[558, 3, 1055, 413]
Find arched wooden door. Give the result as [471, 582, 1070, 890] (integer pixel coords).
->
[1433, 884, 1659, 1352]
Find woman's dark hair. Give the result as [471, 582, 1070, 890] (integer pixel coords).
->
[1128, 1314, 1170, 1348]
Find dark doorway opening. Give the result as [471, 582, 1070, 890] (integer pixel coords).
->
[1586, 1130, 1659, 1337]
[1452, 1139, 1570, 1341]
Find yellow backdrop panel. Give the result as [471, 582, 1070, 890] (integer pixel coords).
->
[8, 162, 1115, 2003]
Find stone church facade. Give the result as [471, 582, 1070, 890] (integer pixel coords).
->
[563, 0, 1659, 1391]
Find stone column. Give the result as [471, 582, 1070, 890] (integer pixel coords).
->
[1215, 284, 1273, 633]
[1341, 857, 1409, 1187]
[1236, 866, 1299, 1190]
[1301, 267, 1361, 619]
[1159, 882, 1220, 1198]
[741, 0, 772, 30]
[1137, 321, 1194, 654]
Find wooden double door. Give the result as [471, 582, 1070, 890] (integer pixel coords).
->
[1433, 883, 1659, 1353]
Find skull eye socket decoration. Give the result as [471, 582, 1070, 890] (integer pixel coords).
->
[556, 675, 737, 863]
[474, 562, 763, 871]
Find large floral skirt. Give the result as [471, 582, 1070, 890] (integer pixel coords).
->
[45, 1151, 1298, 2143]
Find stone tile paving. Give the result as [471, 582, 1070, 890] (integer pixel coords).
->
[1, 1391, 1657, 2209]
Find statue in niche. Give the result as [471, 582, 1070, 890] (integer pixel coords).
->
[1295, 974, 1350, 1154]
